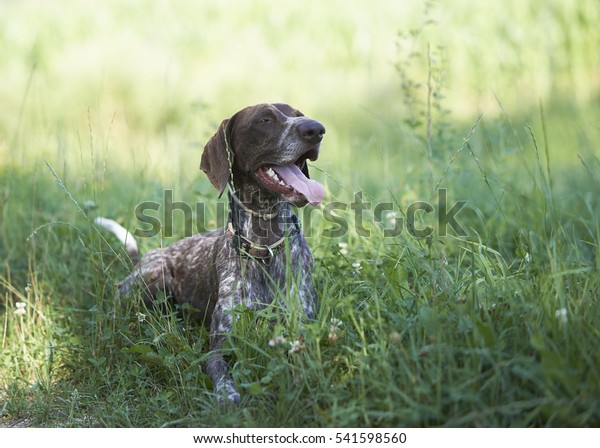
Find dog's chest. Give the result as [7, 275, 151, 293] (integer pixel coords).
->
[236, 236, 312, 312]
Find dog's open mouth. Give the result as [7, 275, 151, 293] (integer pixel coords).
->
[255, 154, 324, 206]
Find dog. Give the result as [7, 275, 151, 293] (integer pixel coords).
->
[95, 103, 325, 404]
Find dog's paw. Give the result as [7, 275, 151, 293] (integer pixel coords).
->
[226, 391, 241, 405]
[215, 381, 241, 405]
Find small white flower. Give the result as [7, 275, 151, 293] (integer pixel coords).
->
[268, 336, 287, 347]
[136, 312, 146, 323]
[288, 336, 305, 354]
[83, 200, 97, 211]
[328, 318, 343, 343]
[385, 211, 397, 226]
[338, 242, 348, 256]
[289, 340, 302, 353]
[555, 308, 567, 324]
[524, 253, 531, 263]
[14, 302, 27, 316]
[352, 261, 362, 271]
[329, 318, 343, 331]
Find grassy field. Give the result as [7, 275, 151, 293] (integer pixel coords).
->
[2, 0, 600, 427]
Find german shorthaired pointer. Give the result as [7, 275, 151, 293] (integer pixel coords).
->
[96, 103, 325, 404]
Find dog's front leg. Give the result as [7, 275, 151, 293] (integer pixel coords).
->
[205, 279, 241, 405]
[297, 254, 317, 320]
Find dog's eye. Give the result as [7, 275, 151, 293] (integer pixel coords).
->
[259, 117, 272, 124]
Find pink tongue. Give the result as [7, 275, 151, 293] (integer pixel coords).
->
[272, 164, 324, 205]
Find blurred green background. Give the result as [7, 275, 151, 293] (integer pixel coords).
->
[2, 0, 599, 193]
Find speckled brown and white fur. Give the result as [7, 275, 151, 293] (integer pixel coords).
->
[97, 103, 325, 404]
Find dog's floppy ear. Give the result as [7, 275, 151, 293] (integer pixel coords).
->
[200, 117, 236, 196]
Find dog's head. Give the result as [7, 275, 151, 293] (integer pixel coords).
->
[200, 103, 325, 207]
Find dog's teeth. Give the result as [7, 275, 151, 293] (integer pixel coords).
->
[265, 167, 288, 187]
[267, 168, 282, 182]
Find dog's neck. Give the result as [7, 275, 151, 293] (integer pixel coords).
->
[228, 182, 295, 247]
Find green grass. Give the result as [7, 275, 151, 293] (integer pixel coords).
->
[2, 0, 600, 427]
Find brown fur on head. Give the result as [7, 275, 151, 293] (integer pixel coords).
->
[200, 103, 325, 206]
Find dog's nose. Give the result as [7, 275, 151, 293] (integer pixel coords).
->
[298, 119, 326, 144]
